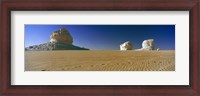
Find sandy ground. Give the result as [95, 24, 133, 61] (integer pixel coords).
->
[25, 50, 175, 71]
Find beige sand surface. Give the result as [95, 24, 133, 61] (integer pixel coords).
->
[25, 50, 175, 71]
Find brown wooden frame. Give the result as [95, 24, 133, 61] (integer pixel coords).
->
[0, 0, 199, 96]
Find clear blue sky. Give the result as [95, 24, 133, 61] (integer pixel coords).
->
[25, 25, 175, 50]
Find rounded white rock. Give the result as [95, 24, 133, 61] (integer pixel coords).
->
[120, 41, 133, 50]
[141, 39, 154, 50]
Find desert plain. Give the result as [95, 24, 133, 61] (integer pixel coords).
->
[25, 50, 175, 71]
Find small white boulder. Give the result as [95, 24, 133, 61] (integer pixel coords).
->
[120, 41, 133, 50]
[141, 39, 154, 50]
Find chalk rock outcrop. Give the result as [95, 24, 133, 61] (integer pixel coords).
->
[141, 39, 154, 50]
[25, 28, 89, 51]
[50, 28, 73, 44]
[120, 41, 133, 50]
[25, 42, 89, 51]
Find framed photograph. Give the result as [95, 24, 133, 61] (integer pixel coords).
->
[1, 0, 199, 95]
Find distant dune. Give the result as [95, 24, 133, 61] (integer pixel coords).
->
[25, 50, 175, 71]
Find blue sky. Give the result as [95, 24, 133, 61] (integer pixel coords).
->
[25, 25, 175, 50]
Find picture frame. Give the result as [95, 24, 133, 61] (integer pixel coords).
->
[0, 0, 199, 95]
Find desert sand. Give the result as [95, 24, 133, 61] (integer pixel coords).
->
[25, 50, 175, 71]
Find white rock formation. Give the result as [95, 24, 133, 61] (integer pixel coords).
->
[120, 41, 133, 50]
[141, 39, 154, 50]
[135, 39, 155, 51]
[50, 28, 73, 44]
